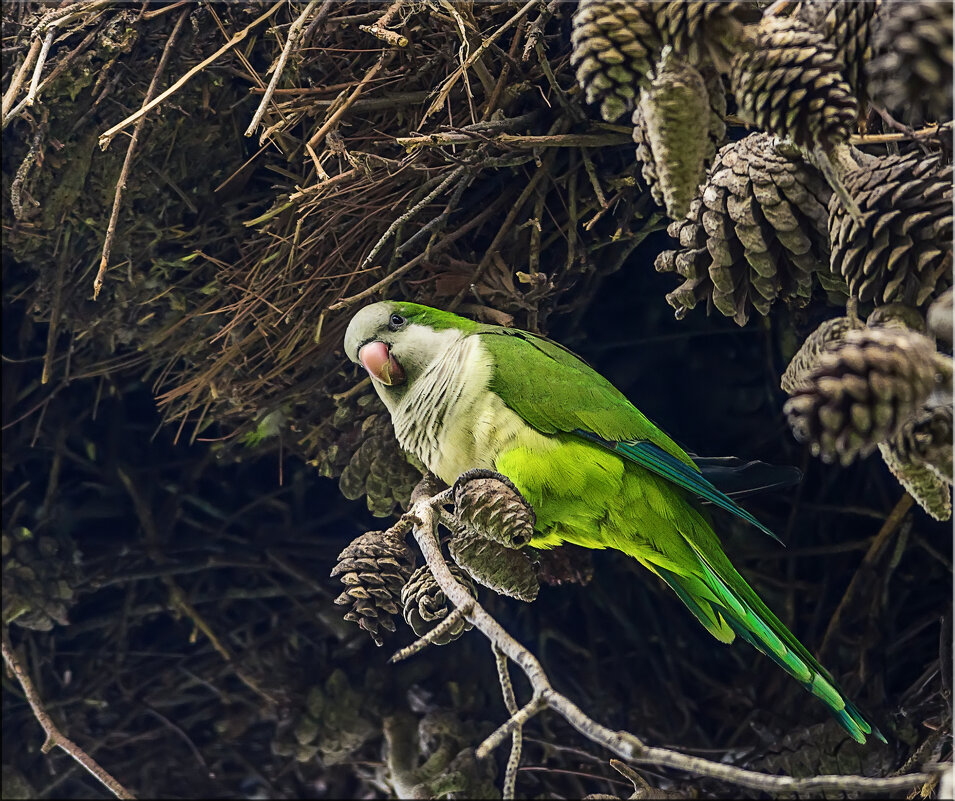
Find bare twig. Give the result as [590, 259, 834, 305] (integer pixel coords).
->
[494, 646, 523, 800]
[245, 0, 320, 139]
[2, 627, 137, 799]
[25, 29, 55, 107]
[395, 480, 940, 797]
[98, 2, 284, 149]
[390, 607, 470, 663]
[396, 130, 630, 149]
[305, 54, 388, 152]
[1, 37, 41, 118]
[93, 9, 188, 300]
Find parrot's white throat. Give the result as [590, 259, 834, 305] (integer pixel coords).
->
[370, 325, 525, 483]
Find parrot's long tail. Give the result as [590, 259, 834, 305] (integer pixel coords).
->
[652, 556, 884, 744]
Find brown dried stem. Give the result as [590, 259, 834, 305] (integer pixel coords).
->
[93, 8, 188, 300]
[398, 478, 940, 797]
[2, 627, 137, 799]
[98, 2, 284, 149]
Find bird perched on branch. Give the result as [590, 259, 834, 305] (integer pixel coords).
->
[344, 301, 883, 744]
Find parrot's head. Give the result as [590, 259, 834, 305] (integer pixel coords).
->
[344, 301, 475, 399]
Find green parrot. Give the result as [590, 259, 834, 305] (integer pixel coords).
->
[343, 301, 883, 744]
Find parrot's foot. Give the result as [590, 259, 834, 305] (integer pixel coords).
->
[452, 469, 536, 548]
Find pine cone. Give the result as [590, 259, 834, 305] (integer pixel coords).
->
[448, 536, 539, 602]
[928, 288, 953, 344]
[401, 564, 475, 645]
[271, 669, 378, 763]
[879, 441, 952, 521]
[655, 133, 831, 326]
[866, 303, 927, 333]
[310, 389, 381, 478]
[731, 16, 857, 152]
[633, 64, 726, 214]
[453, 471, 535, 549]
[781, 315, 863, 394]
[829, 152, 953, 307]
[571, 0, 662, 122]
[892, 404, 954, 483]
[632, 49, 715, 220]
[867, 0, 953, 124]
[331, 530, 416, 646]
[653, 0, 762, 72]
[2, 527, 80, 631]
[796, 0, 882, 106]
[339, 413, 423, 518]
[784, 327, 941, 465]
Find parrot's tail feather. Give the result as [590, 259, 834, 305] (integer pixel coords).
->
[657, 555, 885, 744]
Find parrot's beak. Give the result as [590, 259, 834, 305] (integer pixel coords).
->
[358, 341, 406, 386]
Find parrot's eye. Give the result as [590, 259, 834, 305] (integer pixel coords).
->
[388, 314, 406, 331]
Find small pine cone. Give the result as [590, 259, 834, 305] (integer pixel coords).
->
[867, 0, 953, 124]
[2, 527, 80, 631]
[784, 327, 941, 465]
[653, 0, 762, 72]
[655, 133, 832, 326]
[453, 471, 535, 549]
[311, 390, 382, 478]
[571, 0, 662, 122]
[829, 152, 953, 306]
[634, 64, 726, 212]
[928, 288, 953, 344]
[730, 16, 857, 152]
[331, 530, 416, 646]
[339, 414, 423, 517]
[448, 536, 539, 602]
[796, 0, 882, 106]
[633, 48, 713, 220]
[401, 564, 475, 645]
[866, 303, 927, 333]
[879, 441, 952, 521]
[892, 404, 953, 483]
[781, 315, 863, 394]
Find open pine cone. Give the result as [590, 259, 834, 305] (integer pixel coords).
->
[731, 15, 857, 152]
[571, 0, 662, 122]
[867, 0, 953, 124]
[784, 327, 941, 465]
[796, 0, 882, 107]
[781, 314, 864, 394]
[655, 133, 832, 326]
[828, 151, 953, 306]
[651, 1, 761, 72]
[2, 527, 80, 631]
[332, 530, 416, 646]
[401, 564, 475, 645]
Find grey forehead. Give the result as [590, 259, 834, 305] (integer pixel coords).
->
[343, 302, 394, 359]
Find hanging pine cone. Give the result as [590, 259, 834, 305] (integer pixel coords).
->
[2, 527, 80, 631]
[338, 413, 423, 518]
[796, 0, 882, 107]
[653, 0, 762, 72]
[829, 151, 953, 307]
[453, 470, 535, 549]
[866, 303, 927, 333]
[309, 389, 381, 478]
[928, 288, 953, 344]
[632, 48, 714, 220]
[784, 327, 941, 465]
[571, 0, 662, 122]
[879, 440, 952, 521]
[448, 536, 539, 602]
[781, 314, 863, 394]
[633, 64, 726, 215]
[331, 530, 416, 646]
[867, 0, 953, 124]
[401, 564, 475, 645]
[730, 16, 857, 152]
[655, 133, 832, 326]
[892, 404, 954, 483]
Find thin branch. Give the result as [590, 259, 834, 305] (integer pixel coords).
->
[1, 36, 41, 118]
[245, 0, 319, 139]
[494, 646, 524, 800]
[305, 54, 387, 152]
[93, 9, 188, 300]
[2, 627, 137, 799]
[98, 2, 284, 149]
[397, 480, 940, 797]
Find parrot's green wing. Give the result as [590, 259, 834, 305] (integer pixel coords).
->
[480, 328, 779, 539]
